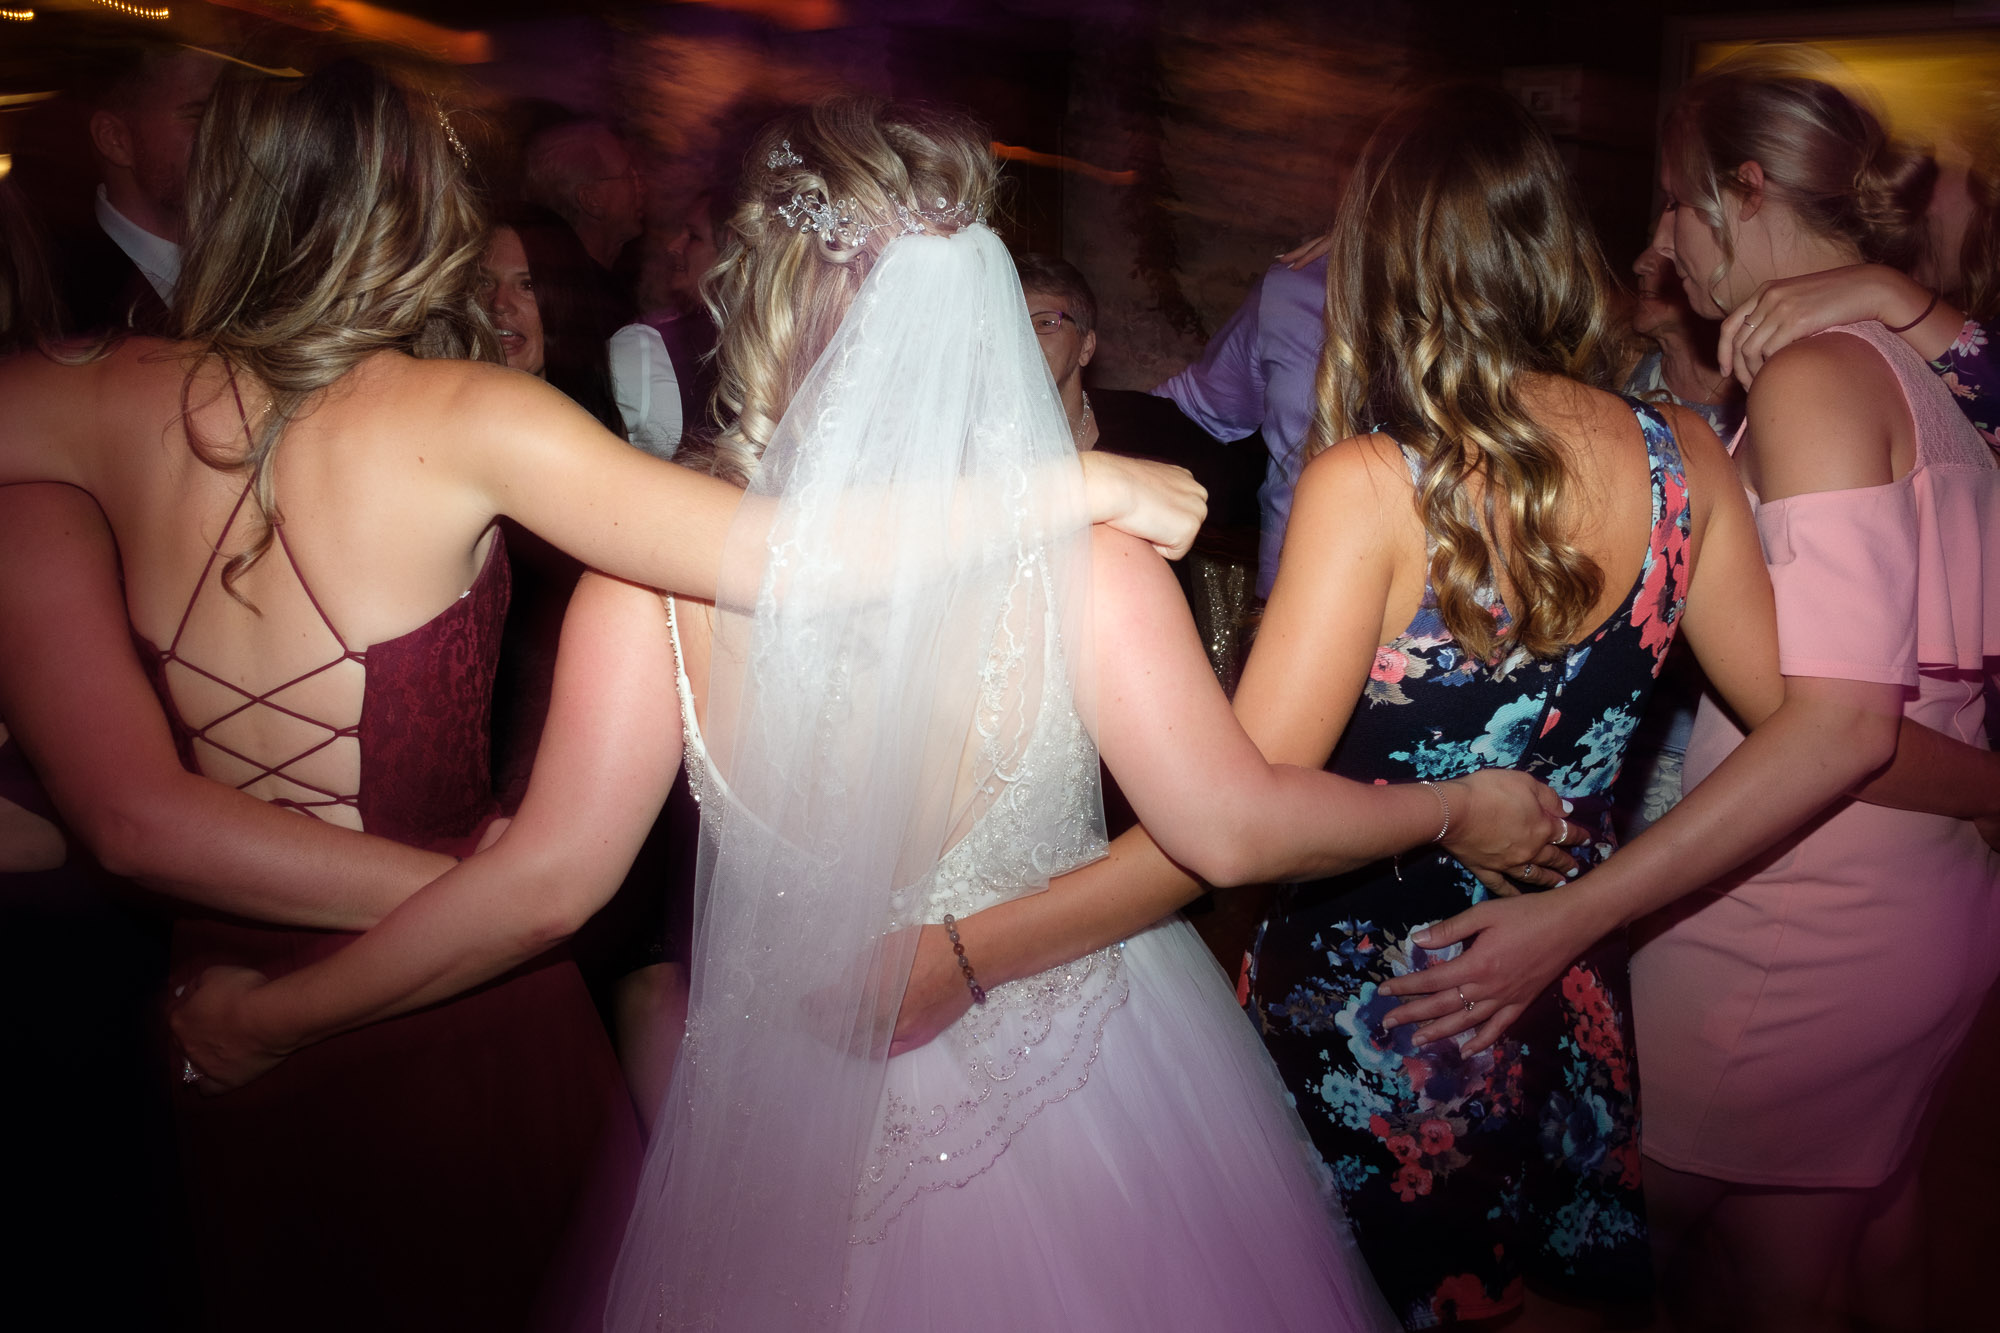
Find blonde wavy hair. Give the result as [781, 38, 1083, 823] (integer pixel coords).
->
[1313, 84, 1623, 663]
[175, 56, 499, 596]
[1664, 49, 1936, 305]
[694, 97, 999, 486]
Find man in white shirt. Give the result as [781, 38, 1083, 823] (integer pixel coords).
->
[56, 44, 219, 334]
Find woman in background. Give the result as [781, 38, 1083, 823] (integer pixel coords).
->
[480, 207, 694, 1121]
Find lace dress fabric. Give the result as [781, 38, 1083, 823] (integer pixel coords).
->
[1251, 399, 1691, 1329]
[144, 489, 637, 1333]
[662, 597, 1396, 1331]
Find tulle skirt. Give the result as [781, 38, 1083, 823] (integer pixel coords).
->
[841, 915, 1396, 1332]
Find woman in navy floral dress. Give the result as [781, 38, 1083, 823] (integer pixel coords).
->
[1209, 86, 1793, 1329]
[1250, 402, 1688, 1325]
[885, 86, 1777, 1329]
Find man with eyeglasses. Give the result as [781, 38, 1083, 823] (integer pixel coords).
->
[1016, 253, 1263, 694]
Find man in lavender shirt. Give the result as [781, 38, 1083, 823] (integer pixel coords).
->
[1155, 255, 1326, 598]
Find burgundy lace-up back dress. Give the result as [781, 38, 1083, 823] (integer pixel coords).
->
[138, 480, 638, 1332]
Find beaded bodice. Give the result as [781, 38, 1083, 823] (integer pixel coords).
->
[666, 595, 1122, 1243]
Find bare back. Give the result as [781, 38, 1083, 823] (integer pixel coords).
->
[1367, 377, 1678, 653]
[1, 338, 695, 830]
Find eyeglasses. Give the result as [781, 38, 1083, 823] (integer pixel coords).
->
[1030, 309, 1079, 336]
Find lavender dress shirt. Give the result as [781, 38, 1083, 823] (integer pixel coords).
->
[1154, 257, 1326, 597]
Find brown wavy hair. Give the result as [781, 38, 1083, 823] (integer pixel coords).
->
[174, 56, 499, 597]
[1663, 49, 1936, 304]
[1312, 84, 1623, 663]
[695, 96, 999, 487]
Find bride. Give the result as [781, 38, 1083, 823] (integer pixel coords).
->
[602, 98, 1571, 1331]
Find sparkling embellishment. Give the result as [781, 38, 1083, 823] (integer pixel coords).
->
[886, 189, 988, 236]
[765, 139, 803, 170]
[776, 192, 879, 247]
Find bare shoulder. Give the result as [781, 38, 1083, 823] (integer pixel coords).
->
[391, 355, 569, 414]
[1652, 401, 1733, 505]
[1746, 331, 1899, 495]
[1292, 432, 1410, 543]
[0, 338, 196, 483]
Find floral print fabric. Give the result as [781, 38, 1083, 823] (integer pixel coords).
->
[1251, 400, 1689, 1329]
[1932, 318, 2000, 457]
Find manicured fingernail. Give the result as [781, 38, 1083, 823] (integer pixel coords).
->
[1561, 799, 1574, 814]
[1566, 867, 1580, 879]
[1413, 928, 1432, 944]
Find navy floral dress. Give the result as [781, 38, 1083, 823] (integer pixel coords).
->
[1251, 400, 1691, 1330]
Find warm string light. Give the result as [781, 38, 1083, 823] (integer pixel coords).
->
[0, 7, 36, 20]
[89, 0, 171, 18]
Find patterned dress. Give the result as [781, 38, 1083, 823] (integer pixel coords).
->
[1250, 400, 1692, 1330]
[1934, 318, 2000, 455]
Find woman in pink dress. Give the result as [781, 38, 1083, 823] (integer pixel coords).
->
[1372, 53, 2000, 1331]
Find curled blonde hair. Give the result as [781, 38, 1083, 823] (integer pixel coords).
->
[1664, 49, 1936, 303]
[695, 97, 999, 486]
[1313, 84, 1622, 663]
[175, 56, 499, 597]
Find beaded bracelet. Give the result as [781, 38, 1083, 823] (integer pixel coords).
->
[1417, 780, 1452, 844]
[941, 913, 987, 1006]
[1885, 289, 1940, 335]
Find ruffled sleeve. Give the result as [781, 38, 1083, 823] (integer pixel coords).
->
[1755, 479, 1921, 686]
[1910, 463, 2000, 671]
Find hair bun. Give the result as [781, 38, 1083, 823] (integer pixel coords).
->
[1848, 134, 1938, 271]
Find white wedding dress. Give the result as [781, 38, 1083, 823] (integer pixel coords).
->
[607, 224, 1392, 1332]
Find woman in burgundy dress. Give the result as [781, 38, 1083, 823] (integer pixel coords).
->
[0, 58, 1196, 1331]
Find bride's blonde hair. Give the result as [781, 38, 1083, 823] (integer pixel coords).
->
[175, 56, 498, 596]
[697, 97, 998, 486]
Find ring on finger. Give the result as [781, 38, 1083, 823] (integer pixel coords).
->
[1744, 319, 1759, 330]
[1455, 986, 1476, 1014]
[1518, 863, 1537, 878]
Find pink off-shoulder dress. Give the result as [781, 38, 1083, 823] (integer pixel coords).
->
[1630, 321, 2000, 1188]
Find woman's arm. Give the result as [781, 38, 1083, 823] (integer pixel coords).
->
[1379, 348, 2000, 1048]
[171, 572, 686, 1088]
[449, 368, 1208, 606]
[1717, 263, 1966, 384]
[1089, 523, 1572, 888]
[0, 484, 455, 926]
[892, 439, 1575, 1052]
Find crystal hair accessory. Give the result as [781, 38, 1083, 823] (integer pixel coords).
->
[888, 190, 987, 235]
[431, 98, 472, 170]
[776, 192, 879, 247]
[766, 139, 804, 171]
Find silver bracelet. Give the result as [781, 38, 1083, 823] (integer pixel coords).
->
[1418, 780, 1451, 844]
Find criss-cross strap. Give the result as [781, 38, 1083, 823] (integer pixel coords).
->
[143, 370, 367, 820]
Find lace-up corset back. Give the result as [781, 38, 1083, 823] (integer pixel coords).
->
[134, 476, 509, 851]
